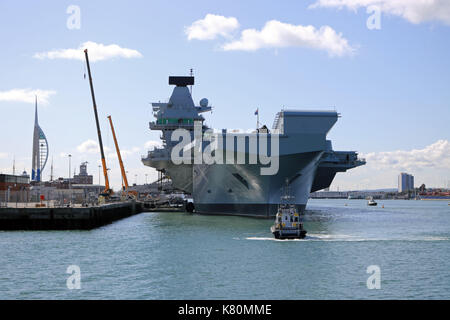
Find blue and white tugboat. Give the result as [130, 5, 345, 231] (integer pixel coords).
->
[271, 180, 307, 239]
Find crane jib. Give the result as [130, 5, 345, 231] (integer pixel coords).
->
[84, 49, 110, 194]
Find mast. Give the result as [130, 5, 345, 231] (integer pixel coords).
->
[189, 68, 194, 95]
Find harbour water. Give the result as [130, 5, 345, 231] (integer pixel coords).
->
[0, 199, 449, 299]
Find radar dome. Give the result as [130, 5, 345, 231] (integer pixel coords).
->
[200, 98, 208, 108]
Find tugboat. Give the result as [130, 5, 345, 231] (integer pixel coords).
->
[271, 180, 307, 239]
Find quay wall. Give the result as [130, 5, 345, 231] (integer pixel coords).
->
[0, 201, 143, 230]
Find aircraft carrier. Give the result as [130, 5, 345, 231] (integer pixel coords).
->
[142, 76, 365, 217]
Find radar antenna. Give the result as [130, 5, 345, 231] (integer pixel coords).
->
[189, 68, 194, 95]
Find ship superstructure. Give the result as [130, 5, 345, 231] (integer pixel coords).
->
[142, 76, 365, 217]
[311, 140, 365, 192]
[142, 76, 211, 193]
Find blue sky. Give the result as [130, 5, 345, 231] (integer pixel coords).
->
[0, 0, 449, 190]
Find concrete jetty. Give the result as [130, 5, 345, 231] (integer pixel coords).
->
[0, 201, 143, 230]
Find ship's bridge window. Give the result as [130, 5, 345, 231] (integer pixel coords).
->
[157, 118, 170, 124]
[158, 118, 194, 124]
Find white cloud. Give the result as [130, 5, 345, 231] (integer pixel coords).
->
[0, 152, 9, 159]
[222, 20, 355, 56]
[362, 140, 450, 171]
[309, 0, 450, 25]
[33, 41, 143, 62]
[77, 139, 100, 154]
[144, 140, 162, 150]
[330, 140, 450, 190]
[107, 147, 141, 160]
[185, 14, 239, 40]
[0, 89, 56, 105]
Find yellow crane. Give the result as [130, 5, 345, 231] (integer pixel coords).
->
[107, 115, 137, 198]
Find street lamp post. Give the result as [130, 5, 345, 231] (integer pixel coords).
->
[7, 186, 11, 207]
[68, 154, 72, 182]
[68, 154, 72, 205]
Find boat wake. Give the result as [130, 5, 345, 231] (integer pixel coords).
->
[244, 237, 305, 242]
[241, 234, 450, 242]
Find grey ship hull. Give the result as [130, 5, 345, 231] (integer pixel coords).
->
[194, 203, 306, 217]
[193, 151, 323, 217]
[142, 156, 193, 193]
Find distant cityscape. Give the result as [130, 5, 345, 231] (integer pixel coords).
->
[3, 163, 450, 204]
[311, 172, 450, 200]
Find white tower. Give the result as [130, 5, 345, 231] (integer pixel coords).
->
[31, 96, 49, 182]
